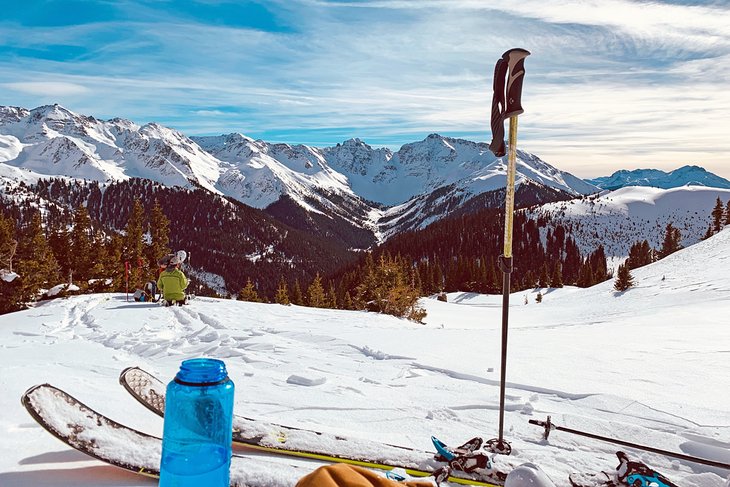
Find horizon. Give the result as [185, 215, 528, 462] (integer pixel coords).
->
[1, 1, 729, 180]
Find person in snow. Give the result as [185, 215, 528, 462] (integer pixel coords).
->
[296, 464, 435, 487]
[157, 254, 188, 305]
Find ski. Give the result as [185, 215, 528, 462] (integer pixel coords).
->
[530, 416, 730, 470]
[21, 383, 308, 487]
[568, 451, 679, 487]
[120, 366, 512, 486]
[568, 471, 618, 487]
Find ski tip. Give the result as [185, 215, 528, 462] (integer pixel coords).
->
[431, 436, 455, 461]
[119, 366, 138, 384]
[21, 383, 52, 407]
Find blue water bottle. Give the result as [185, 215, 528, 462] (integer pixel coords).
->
[159, 358, 235, 487]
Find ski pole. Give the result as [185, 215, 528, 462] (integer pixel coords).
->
[529, 416, 730, 470]
[487, 47, 530, 455]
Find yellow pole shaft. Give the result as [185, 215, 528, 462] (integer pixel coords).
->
[502, 116, 519, 257]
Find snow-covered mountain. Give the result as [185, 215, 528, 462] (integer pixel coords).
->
[526, 185, 730, 266]
[1, 105, 596, 242]
[2, 227, 730, 487]
[588, 165, 730, 190]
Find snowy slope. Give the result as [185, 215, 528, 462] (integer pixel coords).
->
[526, 185, 730, 263]
[0, 104, 225, 194]
[190, 133, 371, 229]
[1, 229, 729, 486]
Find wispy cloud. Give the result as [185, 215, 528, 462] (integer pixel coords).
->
[3, 81, 89, 96]
[0, 0, 728, 178]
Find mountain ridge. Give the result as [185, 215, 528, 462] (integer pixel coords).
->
[588, 165, 730, 190]
[1, 104, 597, 242]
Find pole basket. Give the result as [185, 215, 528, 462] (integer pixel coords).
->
[485, 438, 512, 455]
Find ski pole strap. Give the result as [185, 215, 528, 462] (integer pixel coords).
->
[529, 416, 730, 470]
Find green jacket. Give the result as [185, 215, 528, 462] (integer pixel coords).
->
[157, 267, 188, 301]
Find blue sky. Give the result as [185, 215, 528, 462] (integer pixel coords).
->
[1, 0, 729, 179]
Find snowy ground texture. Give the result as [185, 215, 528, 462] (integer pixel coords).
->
[2, 230, 730, 486]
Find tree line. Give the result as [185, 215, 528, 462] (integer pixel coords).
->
[2, 183, 728, 318]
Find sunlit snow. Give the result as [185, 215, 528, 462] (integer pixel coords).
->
[1, 230, 729, 486]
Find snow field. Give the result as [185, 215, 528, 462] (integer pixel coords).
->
[1, 229, 730, 486]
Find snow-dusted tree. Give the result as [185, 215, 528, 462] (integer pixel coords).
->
[613, 263, 634, 292]
[725, 200, 730, 226]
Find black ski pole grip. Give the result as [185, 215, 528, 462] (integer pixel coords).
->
[502, 48, 531, 118]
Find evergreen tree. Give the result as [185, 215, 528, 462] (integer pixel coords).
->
[711, 197, 724, 233]
[538, 263, 550, 288]
[658, 223, 682, 259]
[327, 281, 338, 309]
[0, 213, 22, 314]
[614, 263, 634, 292]
[291, 279, 304, 305]
[274, 277, 290, 305]
[588, 245, 608, 282]
[88, 237, 113, 292]
[342, 291, 354, 310]
[562, 237, 582, 285]
[576, 260, 594, 288]
[103, 233, 125, 290]
[146, 200, 170, 278]
[70, 205, 94, 284]
[0, 212, 17, 273]
[123, 199, 146, 288]
[726, 200, 730, 226]
[48, 220, 72, 281]
[307, 273, 327, 308]
[238, 277, 261, 302]
[16, 212, 60, 302]
[703, 224, 713, 240]
[353, 254, 425, 321]
[523, 270, 537, 289]
[627, 240, 653, 269]
[550, 261, 563, 288]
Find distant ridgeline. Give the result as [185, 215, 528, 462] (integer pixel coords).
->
[1, 178, 728, 318]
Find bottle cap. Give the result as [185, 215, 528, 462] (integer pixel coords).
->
[174, 358, 229, 386]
